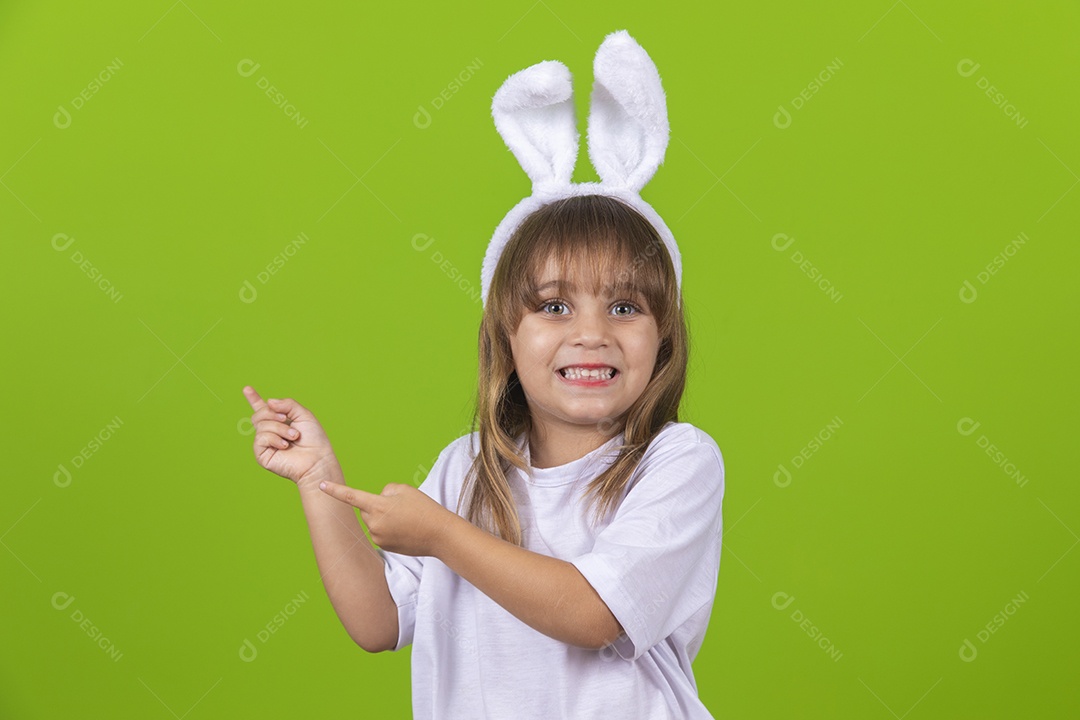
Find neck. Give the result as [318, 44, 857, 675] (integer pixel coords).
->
[527, 421, 622, 469]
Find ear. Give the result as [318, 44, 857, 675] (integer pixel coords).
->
[586, 30, 670, 193]
[491, 59, 579, 191]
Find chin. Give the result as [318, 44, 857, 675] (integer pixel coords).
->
[562, 406, 624, 423]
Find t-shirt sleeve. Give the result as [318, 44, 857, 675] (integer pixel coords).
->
[569, 431, 725, 661]
[378, 443, 455, 652]
[378, 547, 423, 651]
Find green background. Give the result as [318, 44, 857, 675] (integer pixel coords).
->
[3, 1, 1077, 717]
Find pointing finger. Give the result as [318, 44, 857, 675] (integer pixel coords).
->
[319, 482, 377, 511]
[243, 385, 267, 412]
[245, 388, 289, 422]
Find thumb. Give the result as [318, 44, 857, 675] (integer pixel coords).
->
[266, 396, 305, 420]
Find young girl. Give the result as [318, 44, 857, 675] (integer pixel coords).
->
[244, 30, 724, 719]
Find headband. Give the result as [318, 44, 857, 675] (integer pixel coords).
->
[480, 29, 682, 310]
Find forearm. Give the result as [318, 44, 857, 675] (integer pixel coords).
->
[434, 513, 621, 649]
[296, 459, 398, 652]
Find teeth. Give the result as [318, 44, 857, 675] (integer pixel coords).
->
[561, 366, 615, 380]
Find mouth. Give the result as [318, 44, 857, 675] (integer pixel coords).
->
[557, 366, 619, 385]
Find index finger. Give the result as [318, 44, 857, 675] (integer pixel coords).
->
[243, 385, 267, 412]
[319, 482, 377, 510]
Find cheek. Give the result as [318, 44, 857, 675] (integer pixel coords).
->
[519, 325, 555, 355]
[511, 326, 550, 375]
[629, 334, 660, 375]
[628, 329, 657, 355]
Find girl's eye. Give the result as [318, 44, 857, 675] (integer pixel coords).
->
[538, 299, 642, 316]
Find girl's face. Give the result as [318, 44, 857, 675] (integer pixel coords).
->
[509, 259, 660, 437]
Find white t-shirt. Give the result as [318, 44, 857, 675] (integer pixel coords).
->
[378, 420, 725, 719]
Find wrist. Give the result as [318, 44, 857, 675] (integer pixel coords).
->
[297, 453, 342, 493]
[431, 509, 469, 564]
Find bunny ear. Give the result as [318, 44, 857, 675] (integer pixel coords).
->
[491, 60, 579, 191]
[586, 30, 670, 192]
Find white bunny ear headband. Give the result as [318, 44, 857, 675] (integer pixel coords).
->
[480, 29, 682, 309]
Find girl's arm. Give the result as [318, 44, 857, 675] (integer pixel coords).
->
[315, 480, 623, 649]
[296, 461, 400, 653]
[434, 512, 623, 650]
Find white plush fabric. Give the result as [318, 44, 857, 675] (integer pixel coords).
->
[482, 29, 683, 308]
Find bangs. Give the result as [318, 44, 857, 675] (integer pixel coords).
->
[522, 241, 644, 307]
[493, 195, 675, 330]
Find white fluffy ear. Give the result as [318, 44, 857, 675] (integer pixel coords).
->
[587, 30, 670, 192]
[492, 60, 579, 191]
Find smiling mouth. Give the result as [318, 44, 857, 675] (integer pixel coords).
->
[557, 367, 619, 383]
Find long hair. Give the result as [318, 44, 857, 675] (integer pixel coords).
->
[457, 193, 690, 546]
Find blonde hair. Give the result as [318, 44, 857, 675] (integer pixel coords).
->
[458, 193, 690, 546]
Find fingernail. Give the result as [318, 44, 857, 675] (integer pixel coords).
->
[319, 482, 326, 490]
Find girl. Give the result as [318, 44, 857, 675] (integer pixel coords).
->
[244, 30, 724, 719]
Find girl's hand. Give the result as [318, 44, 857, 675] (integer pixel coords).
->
[243, 386, 337, 485]
[318, 482, 457, 557]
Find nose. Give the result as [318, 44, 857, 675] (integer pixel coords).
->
[567, 301, 610, 347]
